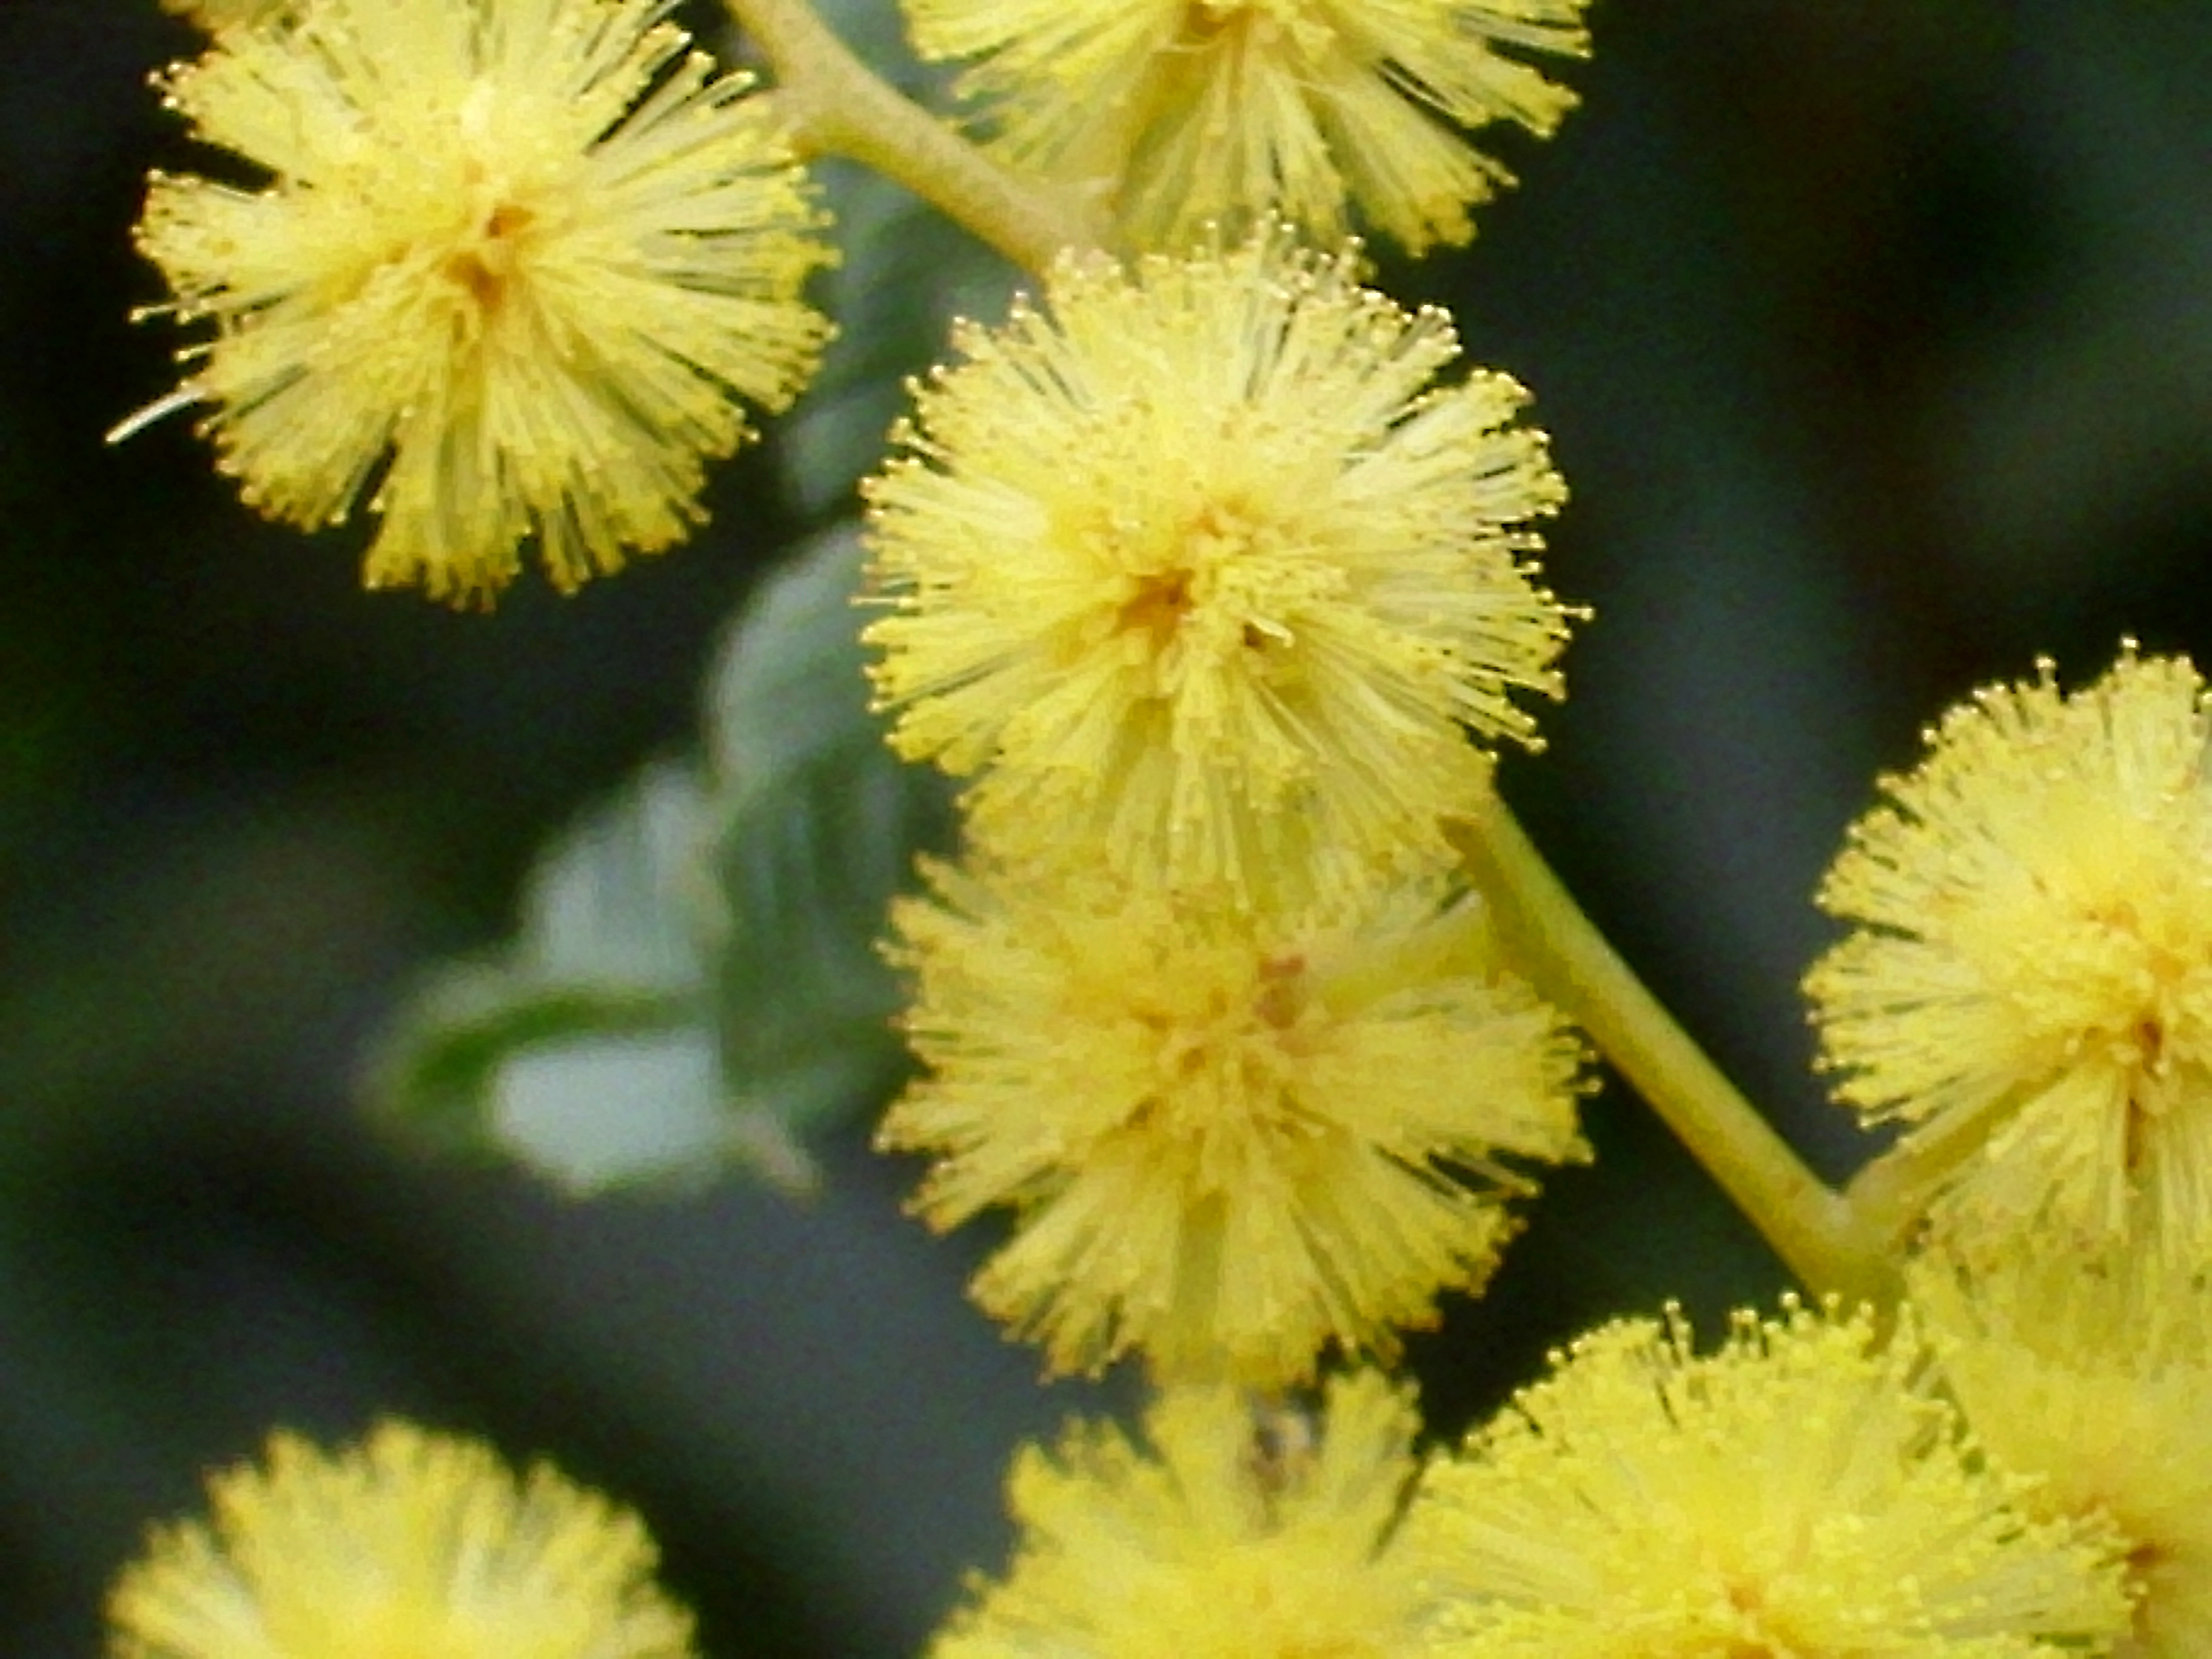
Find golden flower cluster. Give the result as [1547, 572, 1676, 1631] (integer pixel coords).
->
[107, 1422, 695, 1659]
[865, 220, 1592, 1392]
[865, 227, 1574, 907]
[1789, 645, 2212, 1652]
[881, 861, 1588, 1386]
[930, 1372, 1434, 1659]
[939, 1302, 2136, 1658]
[104, 2, 2212, 1657]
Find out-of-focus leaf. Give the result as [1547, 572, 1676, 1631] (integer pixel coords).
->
[366, 763, 810, 1193]
[702, 520, 959, 1137]
[785, 0, 919, 78]
[369, 524, 957, 1199]
[490, 1027, 742, 1193]
[782, 161, 1020, 517]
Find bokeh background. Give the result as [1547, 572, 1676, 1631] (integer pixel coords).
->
[7, 1, 2212, 1652]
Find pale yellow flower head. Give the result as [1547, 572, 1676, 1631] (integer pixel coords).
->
[106, 1419, 695, 1659]
[1402, 1297, 2134, 1657]
[129, 0, 836, 605]
[1919, 1242, 2212, 1657]
[878, 854, 1589, 1388]
[928, 1370, 1432, 1659]
[864, 224, 1575, 907]
[903, 0, 1592, 253]
[1806, 648, 2212, 1261]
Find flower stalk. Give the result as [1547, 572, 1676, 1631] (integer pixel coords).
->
[721, 0, 1101, 274]
[1449, 793, 1897, 1308]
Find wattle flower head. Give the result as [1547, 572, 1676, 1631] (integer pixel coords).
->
[1920, 1243, 2212, 1657]
[865, 224, 1575, 907]
[106, 1420, 695, 1659]
[878, 854, 1589, 1388]
[1403, 1298, 2133, 1656]
[928, 1372, 1432, 1659]
[127, 0, 836, 604]
[1806, 649, 2212, 1260]
[903, 0, 1594, 253]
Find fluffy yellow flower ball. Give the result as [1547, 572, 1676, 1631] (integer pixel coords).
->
[905, 0, 1593, 253]
[928, 1372, 1432, 1659]
[1808, 648, 2212, 1261]
[865, 223, 1577, 907]
[106, 1420, 695, 1659]
[1403, 1298, 2133, 1656]
[879, 854, 1588, 1387]
[126, 0, 836, 604]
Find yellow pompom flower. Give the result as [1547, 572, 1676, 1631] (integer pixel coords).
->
[903, 0, 1592, 253]
[864, 225, 1575, 907]
[1919, 1244, 2212, 1657]
[1401, 1298, 2134, 1657]
[126, 0, 836, 605]
[1806, 649, 2212, 1260]
[106, 1419, 695, 1659]
[928, 1371, 1432, 1659]
[877, 855, 1589, 1388]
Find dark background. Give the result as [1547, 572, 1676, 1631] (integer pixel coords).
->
[5, 2, 2212, 1653]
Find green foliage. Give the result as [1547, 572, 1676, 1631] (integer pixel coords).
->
[367, 525, 956, 1196]
[782, 156, 1019, 518]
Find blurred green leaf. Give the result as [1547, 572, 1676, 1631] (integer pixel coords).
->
[782, 163, 1019, 517]
[789, 0, 922, 76]
[369, 526, 956, 1198]
[365, 762, 786, 1193]
[702, 520, 959, 1134]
